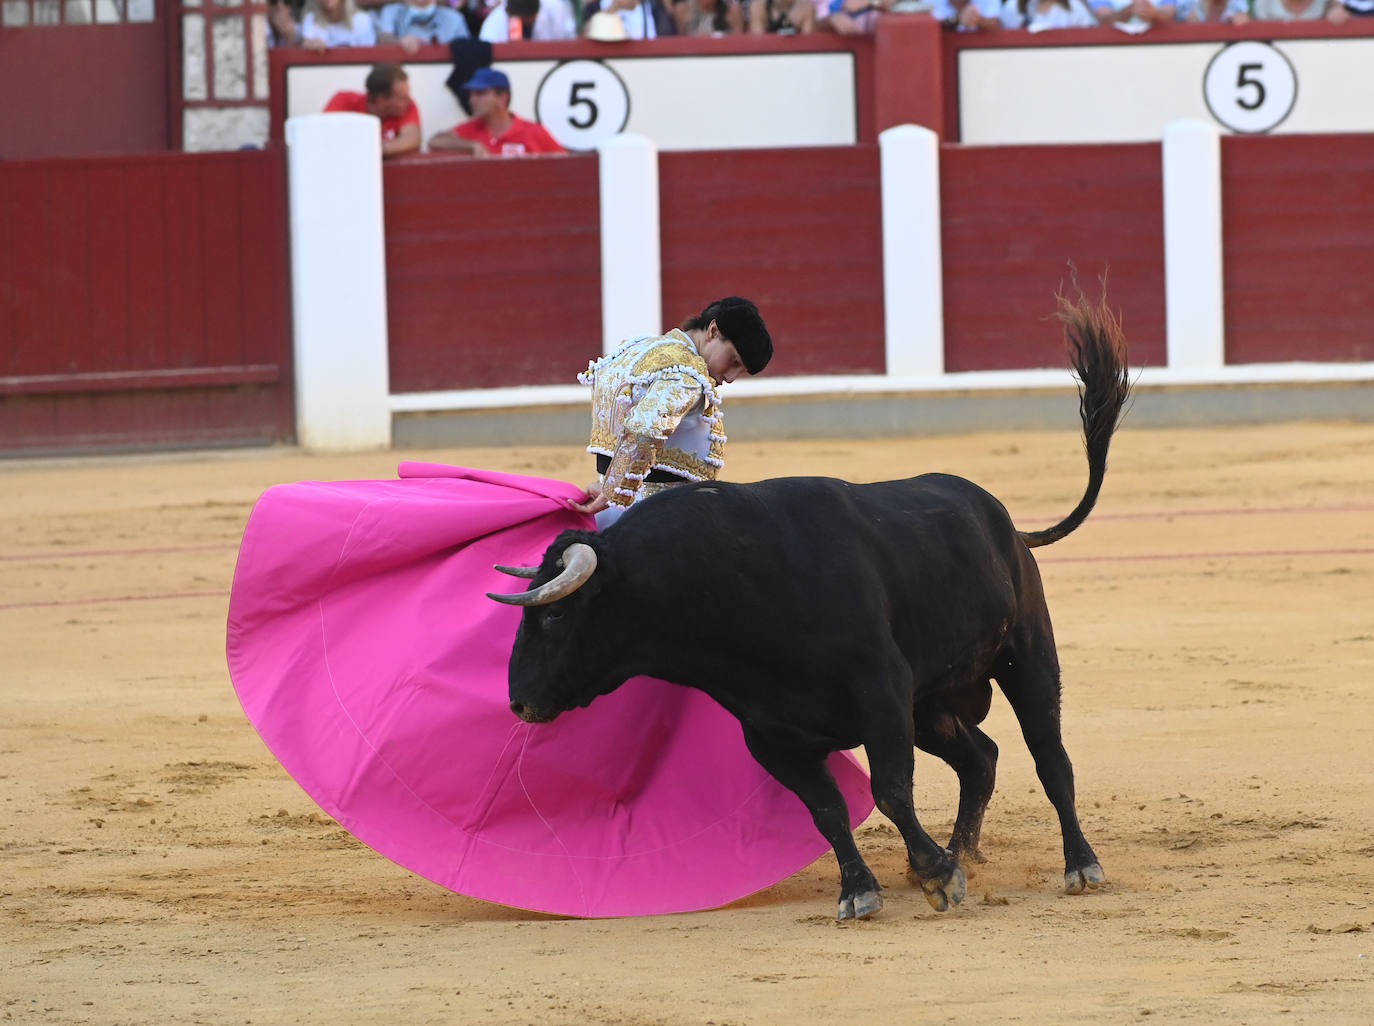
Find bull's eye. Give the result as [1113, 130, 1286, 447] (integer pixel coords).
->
[543, 607, 564, 625]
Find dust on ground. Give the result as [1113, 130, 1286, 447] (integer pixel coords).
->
[2, 420, 1372, 1025]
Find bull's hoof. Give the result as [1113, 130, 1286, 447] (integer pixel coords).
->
[1065, 862, 1105, 894]
[919, 864, 967, 912]
[837, 889, 884, 921]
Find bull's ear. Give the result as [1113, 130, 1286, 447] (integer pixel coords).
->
[494, 563, 541, 579]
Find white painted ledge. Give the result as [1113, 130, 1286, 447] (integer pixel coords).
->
[388, 362, 1374, 413]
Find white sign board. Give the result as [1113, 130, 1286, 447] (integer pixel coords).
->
[959, 37, 1374, 144]
[286, 52, 857, 153]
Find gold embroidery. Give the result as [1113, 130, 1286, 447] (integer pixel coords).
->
[580, 330, 728, 501]
[602, 433, 662, 507]
[629, 339, 708, 381]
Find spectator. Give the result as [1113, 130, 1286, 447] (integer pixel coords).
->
[819, 0, 891, 34]
[479, 0, 579, 38]
[268, 0, 378, 47]
[323, 63, 422, 158]
[1090, 0, 1176, 27]
[931, 0, 1004, 29]
[747, 0, 816, 31]
[427, 68, 568, 156]
[375, 0, 471, 54]
[1175, 0, 1248, 20]
[1251, 0, 1349, 19]
[581, 0, 679, 37]
[675, 0, 746, 33]
[266, 0, 308, 45]
[1003, 0, 1097, 27]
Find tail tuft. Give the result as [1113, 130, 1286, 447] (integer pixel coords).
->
[1019, 284, 1131, 549]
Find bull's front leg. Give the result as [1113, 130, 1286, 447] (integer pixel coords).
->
[741, 728, 882, 921]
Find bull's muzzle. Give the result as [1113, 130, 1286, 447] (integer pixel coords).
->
[509, 700, 558, 724]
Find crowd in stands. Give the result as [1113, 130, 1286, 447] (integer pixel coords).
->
[285, 0, 1368, 159]
[267, 0, 1371, 47]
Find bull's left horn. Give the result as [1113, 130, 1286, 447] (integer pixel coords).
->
[486, 543, 597, 606]
[494, 563, 540, 579]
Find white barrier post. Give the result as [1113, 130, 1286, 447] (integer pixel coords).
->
[285, 112, 391, 451]
[1163, 119, 1225, 370]
[597, 134, 661, 355]
[880, 124, 944, 378]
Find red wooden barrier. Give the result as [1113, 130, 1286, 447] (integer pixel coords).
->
[940, 143, 1168, 373]
[0, 149, 293, 452]
[1222, 133, 1374, 365]
[382, 153, 604, 393]
[1, 22, 170, 161]
[660, 146, 886, 378]
[382, 145, 888, 391]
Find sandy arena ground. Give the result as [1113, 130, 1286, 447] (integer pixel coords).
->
[2, 418, 1373, 1025]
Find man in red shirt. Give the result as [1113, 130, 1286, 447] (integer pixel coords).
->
[324, 63, 422, 159]
[427, 68, 566, 157]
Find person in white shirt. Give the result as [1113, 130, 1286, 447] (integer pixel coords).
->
[268, 0, 377, 48]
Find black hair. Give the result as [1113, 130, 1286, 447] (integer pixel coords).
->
[682, 296, 773, 375]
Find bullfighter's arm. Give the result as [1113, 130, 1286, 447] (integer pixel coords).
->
[600, 433, 664, 507]
[601, 370, 707, 507]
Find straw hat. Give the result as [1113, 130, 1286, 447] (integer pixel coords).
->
[585, 10, 630, 40]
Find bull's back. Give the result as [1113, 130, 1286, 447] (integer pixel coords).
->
[618, 473, 1032, 628]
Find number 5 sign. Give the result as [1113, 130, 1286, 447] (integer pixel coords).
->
[535, 60, 632, 152]
[1203, 41, 1297, 135]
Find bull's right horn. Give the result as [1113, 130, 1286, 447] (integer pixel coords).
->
[494, 563, 541, 579]
[486, 543, 597, 606]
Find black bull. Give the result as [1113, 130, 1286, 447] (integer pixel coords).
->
[488, 293, 1131, 920]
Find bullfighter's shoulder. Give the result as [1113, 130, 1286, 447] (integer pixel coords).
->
[629, 333, 707, 380]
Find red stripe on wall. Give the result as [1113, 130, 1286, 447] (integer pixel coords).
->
[659, 146, 886, 377]
[1222, 133, 1374, 365]
[940, 143, 1167, 373]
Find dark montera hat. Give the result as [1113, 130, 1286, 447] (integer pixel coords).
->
[702, 296, 773, 375]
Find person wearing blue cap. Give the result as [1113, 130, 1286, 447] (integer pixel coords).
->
[427, 67, 567, 156]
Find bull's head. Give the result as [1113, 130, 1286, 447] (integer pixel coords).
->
[487, 535, 619, 724]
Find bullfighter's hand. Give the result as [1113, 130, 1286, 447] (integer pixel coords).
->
[568, 483, 610, 515]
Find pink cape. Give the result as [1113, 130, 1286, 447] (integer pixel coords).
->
[226, 462, 874, 917]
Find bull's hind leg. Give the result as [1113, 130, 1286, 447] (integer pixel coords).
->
[741, 728, 883, 921]
[994, 644, 1105, 895]
[913, 711, 999, 864]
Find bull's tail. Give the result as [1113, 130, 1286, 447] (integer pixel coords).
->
[1018, 289, 1131, 550]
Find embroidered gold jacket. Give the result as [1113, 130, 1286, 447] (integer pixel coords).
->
[579, 330, 726, 507]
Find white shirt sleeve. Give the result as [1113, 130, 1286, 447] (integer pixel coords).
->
[479, 6, 509, 40]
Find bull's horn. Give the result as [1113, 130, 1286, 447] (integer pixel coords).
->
[494, 563, 540, 579]
[486, 543, 597, 606]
